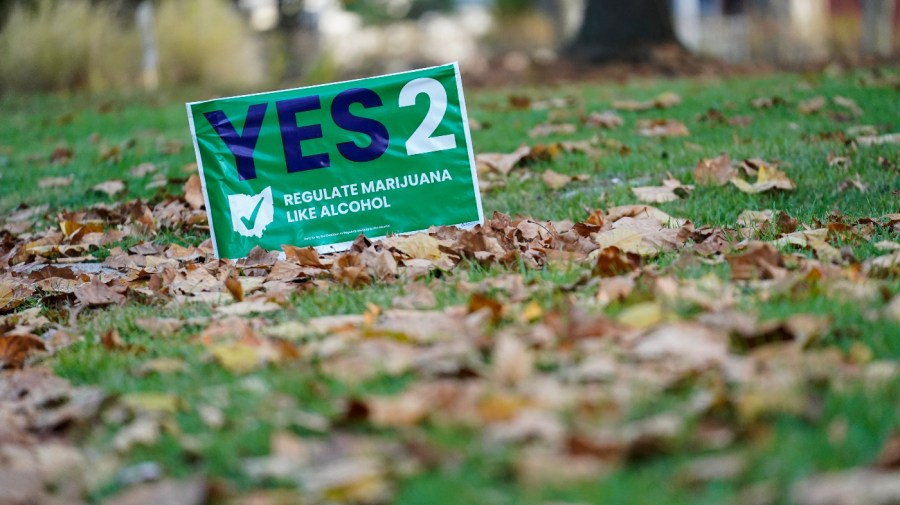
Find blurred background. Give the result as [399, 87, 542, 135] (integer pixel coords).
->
[0, 0, 897, 93]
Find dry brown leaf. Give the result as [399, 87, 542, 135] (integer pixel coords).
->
[694, 154, 736, 186]
[129, 162, 158, 177]
[637, 119, 690, 137]
[0, 279, 34, 312]
[529, 123, 577, 138]
[751, 96, 787, 109]
[727, 242, 787, 280]
[632, 322, 729, 367]
[585, 111, 624, 129]
[833, 95, 863, 116]
[874, 432, 900, 470]
[731, 162, 795, 193]
[631, 176, 693, 203]
[542, 169, 573, 190]
[389, 233, 444, 261]
[100, 477, 207, 505]
[210, 343, 262, 374]
[592, 247, 640, 278]
[225, 275, 244, 302]
[74, 277, 126, 306]
[856, 132, 900, 146]
[492, 333, 534, 385]
[612, 92, 681, 111]
[476, 145, 532, 176]
[283, 245, 329, 268]
[92, 179, 126, 197]
[798, 96, 826, 115]
[331, 253, 372, 287]
[134, 357, 188, 377]
[100, 328, 145, 353]
[791, 469, 900, 505]
[594, 216, 688, 257]
[38, 176, 74, 189]
[0, 334, 47, 369]
[183, 174, 205, 210]
[50, 145, 74, 164]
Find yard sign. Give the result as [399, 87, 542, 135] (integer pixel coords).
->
[187, 63, 483, 259]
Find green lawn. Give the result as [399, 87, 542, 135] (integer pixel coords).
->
[1, 67, 899, 505]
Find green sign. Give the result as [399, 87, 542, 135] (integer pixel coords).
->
[187, 63, 483, 259]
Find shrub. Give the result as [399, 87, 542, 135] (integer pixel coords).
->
[0, 0, 140, 92]
[0, 0, 264, 93]
[155, 0, 265, 90]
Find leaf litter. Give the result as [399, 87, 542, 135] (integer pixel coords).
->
[1, 79, 899, 505]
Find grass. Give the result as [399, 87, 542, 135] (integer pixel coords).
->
[1, 66, 899, 504]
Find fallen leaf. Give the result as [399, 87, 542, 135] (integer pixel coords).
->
[727, 242, 786, 280]
[135, 357, 188, 376]
[74, 277, 126, 306]
[856, 133, 900, 146]
[0, 279, 34, 312]
[389, 233, 444, 261]
[183, 174, 205, 210]
[210, 343, 262, 374]
[751, 96, 787, 109]
[874, 432, 900, 470]
[694, 154, 736, 186]
[225, 274, 244, 302]
[100, 477, 206, 505]
[617, 301, 663, 329]
[542, 169, 573, 190]
[92, 179, 126, 197]
[791, 469, 900, 505]
[492, 333, 534, 385]
[585, 111, 624, 129]
[637, 119, 690, 137]
[0, 334, 47, 369]
[631, 176, 693, 203]
[731, 162, 795, 193]
[38, 176, 74, 189]
[50, 146, 74, 164]
[837, 174, 867, 193]
[833, 95, 863, 116]
[100, 328, 144, 353]
[129, 162, 158, 177]
[798, 96, 825, 114]
[120, 392, 181, 415]
[476, 145, 532, 175]
[529, 122, 576, 138]
[633, 322, 728, 367]
[613, 92, 681, 111]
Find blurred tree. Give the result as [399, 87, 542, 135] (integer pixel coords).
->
[566, 0, 679, 61]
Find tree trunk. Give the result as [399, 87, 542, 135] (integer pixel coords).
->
[566, 0, 680, 62]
